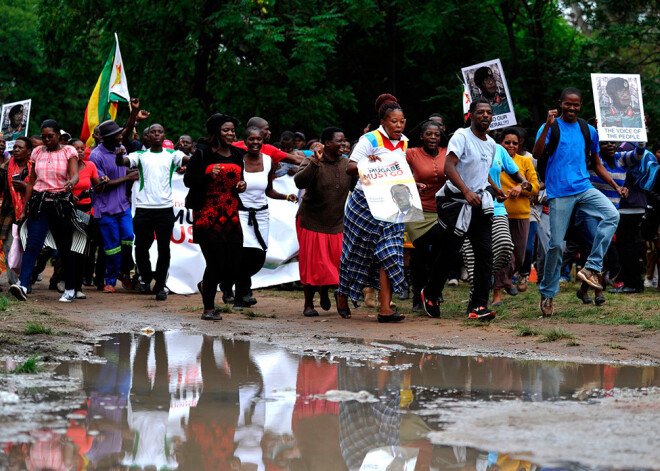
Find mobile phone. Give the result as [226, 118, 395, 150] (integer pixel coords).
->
[12, 174, 21, 181]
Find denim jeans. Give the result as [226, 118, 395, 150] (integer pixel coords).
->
[539, 188, 619, 298]
[98, 208, 134, 286]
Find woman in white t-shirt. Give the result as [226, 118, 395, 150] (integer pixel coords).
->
[337, 94, 410, 323]
[232, 127, 298, 310]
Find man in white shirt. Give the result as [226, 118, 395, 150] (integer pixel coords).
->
[116, 124, 189, 300]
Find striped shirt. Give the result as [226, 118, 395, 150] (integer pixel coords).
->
[588, 148, 644, 208]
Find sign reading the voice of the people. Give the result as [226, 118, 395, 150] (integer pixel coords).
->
[591, 73, 647, 143]
[1, 99, 31, 151]
[462, 59, 516, 130]
[358, 156, 424, 223]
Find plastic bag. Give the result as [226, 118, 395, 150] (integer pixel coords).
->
[8, 224, 23, 275]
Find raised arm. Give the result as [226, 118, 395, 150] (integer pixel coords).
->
[533, 110, 558, 161]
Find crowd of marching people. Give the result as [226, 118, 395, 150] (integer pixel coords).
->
[0, 88, 658, 322]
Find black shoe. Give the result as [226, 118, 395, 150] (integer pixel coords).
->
[398, 287, 410, 300]
[9, 284, 27, 301]
[319, 290, 331, 311]
[505, 285, 518, 296]
[576, 289, 593, 305]
[139, 282, 151, 294]
[222, 292, 235, 304]
[412, 302, 424, 313]
[594, 292, 606, 306]
[83, 277, 94, 287]
[201, 310, 222, 321]
[303, 309, 319, 317]
[334, 291, 351, 319]
[608, 286, 643, 294]
[377, 312, 405, 323]
[242, 295, 257, 307]
[155, 290, 167, 301]
[468, 306, 496, 321]
[421, 288, 440, 318]
[232, 301, 244, 311]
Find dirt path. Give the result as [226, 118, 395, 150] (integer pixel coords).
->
[1, 280, 658, 366]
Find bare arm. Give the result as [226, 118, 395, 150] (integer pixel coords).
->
[591, 152, 627, 198]
[19, 167, 37, 220]
[532, 110, 558, 160]
[64, 156, 79, 191]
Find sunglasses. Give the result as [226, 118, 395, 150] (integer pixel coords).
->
[503, 140, 519, 145]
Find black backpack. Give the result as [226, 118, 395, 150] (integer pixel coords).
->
[537, 117, 591, 182]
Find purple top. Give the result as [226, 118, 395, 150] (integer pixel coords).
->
[89, 143, 130, 218]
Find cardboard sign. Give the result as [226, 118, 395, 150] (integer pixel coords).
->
[358, 156, 424, 223]
[1, 99, 31, 151]
[592, 73, 647, 142]
[462, 59, 516, 130]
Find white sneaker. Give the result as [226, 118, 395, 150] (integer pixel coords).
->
[59, 290, 75, 303]
[448, 279, 459, 286]
[75, 290, 86, 299]
[644, 278, 653, 288]
[9, 283, 27, 301]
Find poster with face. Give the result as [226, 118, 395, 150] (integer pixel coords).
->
[0, 99, 31, 152]
[462, 59, 516, 130]
[358, 156, 423, 223]
[591, 73, 647, 142]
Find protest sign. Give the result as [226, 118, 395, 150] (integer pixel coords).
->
[462, 59, 516, 130]
[145, 173, 300, 295]
[1, 99, 31, 151]
[591, 73, 647, 142]
[358, 156, 423, 223]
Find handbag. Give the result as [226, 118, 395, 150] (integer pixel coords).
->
[8, 223, 23, 274]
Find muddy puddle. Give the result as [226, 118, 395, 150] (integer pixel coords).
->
[1, 331, 658, 470]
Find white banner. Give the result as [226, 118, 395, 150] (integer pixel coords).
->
[147, 173, 300, 295]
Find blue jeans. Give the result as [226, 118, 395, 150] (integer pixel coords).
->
[539, 188, 619, 298]
[19, 201, 74, 290]
[520, 220, 538, 276]
[97, 208, 134, 286]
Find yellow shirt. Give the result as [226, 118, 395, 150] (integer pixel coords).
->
[501, 153, 539, 219]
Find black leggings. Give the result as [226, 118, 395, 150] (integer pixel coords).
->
[200, 240, 242, 310]
[234, 247, 267, 298]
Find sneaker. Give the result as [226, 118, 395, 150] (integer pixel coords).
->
[9, 284, 27, 301]
[447, 278, 459, 287]
[504, 285, 518, 296]
[103, 284, 116, 293]
[119, 273, 133, 291]
[75, 290, 87, 299]
[138, 282, 151, 294]
[421, 288, 440, 318]
[232, 301, 244, 311]
[539, 296, 554, 317]
[468, 306, 496, 321]
[644, 278, 654, 288]
[155, 290, 167, 301]
[56, 281, 65, 293]
[59, 291, 75, 303]
[577, 268, 603, 290]
[559, 276, 570, 284]
[517, 275, 528, 292]
[201, 310, 222, 321]
[82, 277, 94, 287]
[241, 295, 257, 307]
[576, 289, 593, 304]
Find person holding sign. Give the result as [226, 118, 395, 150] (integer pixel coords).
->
[533, 87, 625, 317]
[336, 94, 409, 323]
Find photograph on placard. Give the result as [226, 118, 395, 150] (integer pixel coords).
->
[358, 157, 424, 223]
[1, 99, 32, 151]
[461, 59, 516, 130]
[591, 73, 647, 142]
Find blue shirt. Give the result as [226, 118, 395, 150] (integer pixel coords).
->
[490, 146, 519, 216]
[536, 118, 599, 199]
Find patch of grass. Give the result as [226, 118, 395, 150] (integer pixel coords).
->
[30, 309, 52, 316]
[539, 328, 576, 343]
[515, 325, 542, 337]
[242, 310, 277, 319]
[142, 304, 159, 308]
[215, 304, 234, 313]
[605, 343, 627, 350]
[23, 322, 55, 335]
[0, 295, 12, 312]
[180, 305, 203, 312]
[565, 340, 580, 347]
[0, 333, 20, 345]
[11, 356, 40, 374]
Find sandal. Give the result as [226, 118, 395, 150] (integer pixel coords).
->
[334, 291, 351, 319]
[377, 312, 405, 323]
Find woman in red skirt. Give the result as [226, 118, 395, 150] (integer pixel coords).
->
[294, 127, 357, 317]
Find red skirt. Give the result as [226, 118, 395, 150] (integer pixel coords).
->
[296, 218, 343, 286]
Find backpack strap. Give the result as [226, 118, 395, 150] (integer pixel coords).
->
[537, 120, 560, 182]
[577, 118, 593, 168]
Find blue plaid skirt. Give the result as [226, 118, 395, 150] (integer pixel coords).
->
[338, 189, 406, 304]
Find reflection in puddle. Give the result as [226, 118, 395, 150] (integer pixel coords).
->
[0, 331, 658, 470]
